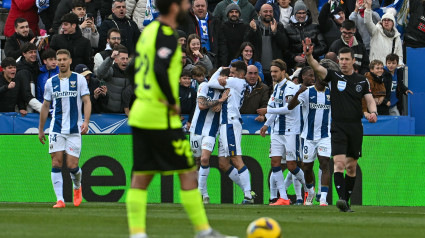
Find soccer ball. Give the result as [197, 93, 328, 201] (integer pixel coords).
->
[246, 217, 282, 238]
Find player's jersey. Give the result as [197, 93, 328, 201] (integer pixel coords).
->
[220, 77, 248, 124]
[268, 79, 300, 135]
[189, 82, 221, 137]
[298, 86, 331, 140]
[44, 72, 90, 134]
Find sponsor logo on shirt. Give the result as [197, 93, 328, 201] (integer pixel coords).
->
[53, 91, 78, 98]
[309, 103, 331, 110]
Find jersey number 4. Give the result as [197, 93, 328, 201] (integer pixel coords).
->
[136, 54, 151, 89]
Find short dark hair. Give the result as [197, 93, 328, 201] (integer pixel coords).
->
[1, 57, 17, 68]
[20, 43, 37, 53]
[341, 20, 356, 30]
[156, 0, 184, 15]
[338, 47, 354, 59]
[230, 60, 247, 76]
[386, 53, 399, 63]
[192, 65, 207, 77]
[220, 68, 230, 77]
[113, 44, 128, 54]
[41, 49, 57, 61]
[61, 13, 79, 25]
[299, 66, 313, 84]
[14, 18, 28, 28]
[270, 59, 287, 72]
[107, 28, 121, 39]
[72, 0, 86, 9]
[181, 69, 192, 78]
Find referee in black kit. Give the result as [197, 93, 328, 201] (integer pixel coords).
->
[303, 37, 377, 212]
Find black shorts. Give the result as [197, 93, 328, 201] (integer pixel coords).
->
[330, 121, 363, 159]
[132, 127, 195, 175]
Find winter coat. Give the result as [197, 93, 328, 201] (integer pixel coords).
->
[240, 81, 270, 114]
[231, 57, 264, 82]
[185, 54, 214, 73]
[362, 72, 390, 115]
[87, 76, 109, 114]
[349, 10, 380, 51]
[284, 13, 327, 67]
[125, 0, 147, 31]
[50, 27, 93, 70]
[16, 57, 39, 104]
[0, 72, 26, 112]
[94, 45, 113, 75]
[329, 37, 369, 75]
[404, 0, 425, 48]
[51, 0, 98, 34]
[4, 31, 35, 60]
[179, 85, 197, 122]
[99, 14, 140, 56]
[36, 65, 59, 103]
[213, 0, 257, 25]
[383, 67, 409, 114]
[221, 19, 249, 66]
[96, 56, 131, 113]
[4, 0, 39, 37]
[365, 9, 403, 65]
[244, 20, 288, 65]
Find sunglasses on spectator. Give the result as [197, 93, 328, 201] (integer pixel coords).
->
[110, 37, 121, 40]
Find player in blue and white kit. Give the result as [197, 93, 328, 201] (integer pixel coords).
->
[38, 49, 91, 208]
[288, 72, 331, 206]
[208, 61, 256, 204]
[259, 59, 312, 205]
[189, 76, 229, 204]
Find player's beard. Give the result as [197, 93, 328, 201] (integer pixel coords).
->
[176, 6, 188, 26]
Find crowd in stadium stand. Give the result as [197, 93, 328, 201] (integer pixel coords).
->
[1, 0, 423, 117]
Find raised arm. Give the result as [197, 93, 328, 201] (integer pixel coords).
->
[304, 37, 328, 80]
[207, 67, 225, 89]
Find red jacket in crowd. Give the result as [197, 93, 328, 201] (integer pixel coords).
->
[4, 0, 40, 37]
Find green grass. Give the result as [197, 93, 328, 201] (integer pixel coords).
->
[1, 203, 425, 238]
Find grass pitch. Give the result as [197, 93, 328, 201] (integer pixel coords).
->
[1, 203, 424, 238]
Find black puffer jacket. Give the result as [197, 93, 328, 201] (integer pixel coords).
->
[50, 27, 93, 70]
[221, 19, 249, 66]
[16, 57, 39, 104]
[284, 11, 327, 67]
[4, 31, 35, 60]
[52, 0, 98, 34]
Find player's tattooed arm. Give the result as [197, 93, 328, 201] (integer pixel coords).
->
[198, 96, 221, 110]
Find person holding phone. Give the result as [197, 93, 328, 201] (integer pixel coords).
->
[71, 0, 99, 49]
[75, 64, 108, 113]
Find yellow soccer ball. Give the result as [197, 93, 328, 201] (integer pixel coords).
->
[246, 217, 282, 238]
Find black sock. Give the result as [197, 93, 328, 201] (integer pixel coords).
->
[345, 175, 356, 203]
[334, 172, 345, 200]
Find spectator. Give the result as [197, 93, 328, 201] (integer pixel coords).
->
[4, 0, 39, 38]
[4, 18, 36, 60]
[50, 13, 93, 70]
[179, 69, 197, 130]
[70, 0, 99, 49]
[220, 3, 249, 66]
[362, 60, 390, 116]
[182, 46, 189, 70]
[245, 3, 288, 86]
[51, 0, 97, 34]
[329, 20, 369, 75]
[240, 65, 269, 120]
[231, 42, 264, 81]
[38, 0, 61, 34]
[284, 0, 327, 69]
[318, 2, 353, 47]
[0, 58, 26, 115]
[213, 0, 257, 25]
[126, 0, 158, 31]
[94, 28, 121, 75]
[178, 0, 224, 67]
[349, 0, 380, 52]
[75, 64, 109, 114]
[190, 65, 208, 91]
[185, 34, 214, 73]
[177, 30, 188, 46]
[99, 0, 140, 56]
[404, 0, 425, 49]
[100, 0, 114, 21]
[96, 45, 131, 113]
[36, 49, 59, 103]
[365, 0, 403, 65]
[383, 53, 413, 116]
[16, 43, 42, 113]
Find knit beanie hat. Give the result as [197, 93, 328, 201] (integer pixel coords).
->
[226, 3, 242, 16]
[293, 0, 308, 14]
[381, 8, 396, 25]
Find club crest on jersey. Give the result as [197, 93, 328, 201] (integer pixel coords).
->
[356, 85, 362, 92]
[70, 81, 76, 88]
[157, 47, 172, 59]
[337, 81, 346, 91]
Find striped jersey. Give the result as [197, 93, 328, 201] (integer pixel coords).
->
[44, 72, 90, 134]
[267, 79, 300, 135]
[298, 86, 331, 140]
[189, 82, 221, 137]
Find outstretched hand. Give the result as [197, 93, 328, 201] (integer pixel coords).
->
[302, 38, 314, 56]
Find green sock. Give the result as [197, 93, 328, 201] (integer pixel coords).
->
[180, 189, 210, 232]
[126, 188, 147, 235]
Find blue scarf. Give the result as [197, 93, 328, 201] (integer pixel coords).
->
[196, 13, 211, 51]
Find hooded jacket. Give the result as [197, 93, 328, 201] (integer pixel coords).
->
[36, 65, 59, 103]
[0, 72, 26, 112]
[221, 18, 249, 66]
[4, 31, 35, 60]
[50, 27, 93, 70]
[16, 57, 39, 104]
[213, 0, 257, 25]
[365, 8, 403, 65]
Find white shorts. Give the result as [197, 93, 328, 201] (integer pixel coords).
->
[189, 133, 216, 157]
[301, 137, 331, 163]
[269, 134, 300, 162]
[48, 133, 81, 158]
[218, 123, 242, 157]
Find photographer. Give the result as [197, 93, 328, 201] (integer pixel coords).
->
[71, 0, 99, 49]
[75, 64, 108, 114]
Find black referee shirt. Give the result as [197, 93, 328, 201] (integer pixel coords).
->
[324, 70, 371, 122]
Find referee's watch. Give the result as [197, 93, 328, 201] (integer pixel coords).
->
[371, 112, 378, 116]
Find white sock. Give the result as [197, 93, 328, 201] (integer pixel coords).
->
[283, 172, 293, 192]
[70, 167, 82, 189]
[293, 176, 302, 200]
[272, 169, 288, 200]
[238, 166, 252, 199]
[198, 166, 210, 196]
[321, 191, 328, 203]
[292, 167, 307, 189]
[269, 172, 277, 200]
[227, 166, 243, 191]
[51, 169, 64, 202]
[318, 168, 322, 194]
